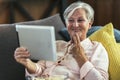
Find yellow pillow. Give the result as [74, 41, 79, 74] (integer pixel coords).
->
[89, 23, 120, 80]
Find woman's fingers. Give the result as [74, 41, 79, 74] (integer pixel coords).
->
[75, 33, 80, 45]
[15, 47, 30, 57]
[71, 33, 84, 55]
[15, 51, 30, 58]
[72, 33, 80, 44]
[72, 34, 77, 44]
[15, 47, 27, 52]
[14, 47, 30, 64]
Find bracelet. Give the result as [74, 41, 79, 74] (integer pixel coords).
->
[35, 63, 41, 74]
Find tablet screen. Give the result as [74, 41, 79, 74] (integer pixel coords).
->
[16, 25, 57, 61]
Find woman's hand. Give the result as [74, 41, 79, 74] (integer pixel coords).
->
[14, 47, 37, 74]
[71, 33, 88, 68]
[14, 47, 30, 66]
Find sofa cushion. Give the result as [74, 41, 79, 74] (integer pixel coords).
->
[0, 24, 25, 80]
[59, 28, 70, 41]
[16, 14, 65, 40]
[89, 23, 120, 80]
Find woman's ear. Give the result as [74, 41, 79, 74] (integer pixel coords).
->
[88, 21, 93, 29]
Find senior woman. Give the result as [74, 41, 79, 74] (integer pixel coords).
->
[14, 1, 109, 80]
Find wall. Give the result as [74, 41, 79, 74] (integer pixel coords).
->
[0, 0, 120, 30]
[83, 0, 120, 30]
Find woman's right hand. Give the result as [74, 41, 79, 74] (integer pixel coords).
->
[14, 47, 31, 66]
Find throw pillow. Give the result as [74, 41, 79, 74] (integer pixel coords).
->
[87, 26, 120, 43]
[15, 14, 65, 40]
[89, 23, 120, 80]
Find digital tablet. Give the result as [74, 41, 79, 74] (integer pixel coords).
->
[16, 25, 57, 61]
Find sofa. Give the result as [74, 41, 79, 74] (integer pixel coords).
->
[0, 14, 65, 80]
[0, 14, 120, 80]
[0, 24, 25, 80]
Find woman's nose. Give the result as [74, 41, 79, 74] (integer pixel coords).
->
[73, 21, 79, 27]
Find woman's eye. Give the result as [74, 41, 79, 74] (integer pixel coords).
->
[68, 18, 85, 23]
[78, 19, 84, 22]
[68, 19, 74, 22]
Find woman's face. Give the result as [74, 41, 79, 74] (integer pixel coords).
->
[66, 8, 92, 41]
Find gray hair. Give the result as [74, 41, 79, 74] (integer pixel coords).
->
[63, 1, 94, 22]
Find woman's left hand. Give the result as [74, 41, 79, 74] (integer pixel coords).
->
[71, 33, 88, 68]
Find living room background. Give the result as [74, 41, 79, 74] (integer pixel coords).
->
[0, 0, 120, 30]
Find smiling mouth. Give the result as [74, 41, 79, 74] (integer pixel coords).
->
[72, 29, 80, 32]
